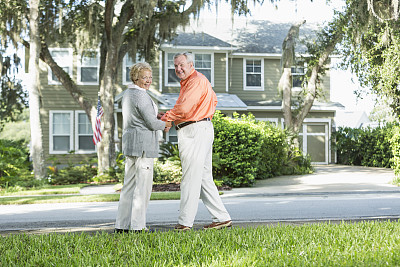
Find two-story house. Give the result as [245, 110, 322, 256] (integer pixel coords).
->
[40, 20, 343, 166]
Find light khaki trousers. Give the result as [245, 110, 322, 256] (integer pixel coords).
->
[177, 120, 231, 227]
[115, 155, 154, 230]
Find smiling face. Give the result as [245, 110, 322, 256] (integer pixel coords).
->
[174, 55, 194, 81]
[135, 70, 152, 90]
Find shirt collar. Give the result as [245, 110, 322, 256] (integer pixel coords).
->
[128, 83, 146, 92]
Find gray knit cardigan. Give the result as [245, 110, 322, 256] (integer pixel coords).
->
[121, 86, 165, 158]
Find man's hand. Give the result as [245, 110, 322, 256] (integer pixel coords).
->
[164, 121, 172, 132]
[157, 112, 165, 120]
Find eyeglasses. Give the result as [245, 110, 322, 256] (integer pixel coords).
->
[140, 76, 153, 80]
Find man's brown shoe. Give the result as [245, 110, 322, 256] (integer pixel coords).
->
[203, 220, 232, 230]
[174, 224, 191, 231]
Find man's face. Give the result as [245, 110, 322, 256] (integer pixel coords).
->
[174, 55, 194, 80]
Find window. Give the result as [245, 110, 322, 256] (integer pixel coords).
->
[291, 66, 306, 89]
[166, 127, 178, 143]
[166, 53, 180, 86]
[165, 52, 214, 86]
[77, 50, 100, 85]
[244, 59, 264, 90]
[194, 53, 212, 83]
[49, 111, 73, 154]
[48, 48, 73, 85]
[257, 118, 279, 126]
[75, 111, 95, 153]
[123, 54, 144, 85]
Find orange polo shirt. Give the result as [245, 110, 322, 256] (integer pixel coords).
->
[161, 70, 217, 126]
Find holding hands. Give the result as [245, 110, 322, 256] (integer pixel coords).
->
[157, 112, 165, 120]
[164, 121, 172, 132]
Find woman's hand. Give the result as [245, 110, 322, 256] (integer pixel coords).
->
[157, 112, 165, 120]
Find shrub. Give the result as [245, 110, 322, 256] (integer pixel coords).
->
[390, 125, 400, 179]
[334, 125, 395, 168]
[48, 164, 98, 185]
[153, 159, 182, 184]
[212, 111, 309, 186]
[0, 139, 33, 188]
[213, 112, 264, 187]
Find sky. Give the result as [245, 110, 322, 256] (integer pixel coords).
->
[184, 0, 376, 115]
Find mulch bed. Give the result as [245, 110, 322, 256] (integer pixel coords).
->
[152, 183, 232, 192]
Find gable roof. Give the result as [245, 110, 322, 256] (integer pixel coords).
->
[169, 20, 322, 55]
[231, 20, 320, 54]
[161, 32, 235, 51]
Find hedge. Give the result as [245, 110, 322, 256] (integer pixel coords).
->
[334, 125, 395, 168]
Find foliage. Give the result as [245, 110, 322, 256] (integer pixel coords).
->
[0, 109, 30, 143]
[0, 139, 33, 188]
[45, 152, 124, 185]
[47, 164, 98, 185]
[389, 125, 400, 179]
[334, 124, 395, 167]
[155, 112, 313, 187]
[96, 152, 125, 184]
[154, 158, 182, 184]
[338, 0, 400, 116]
[0, 53, 28, 131]
[2, 221, 400, 265]
[213, 111, 312, 187]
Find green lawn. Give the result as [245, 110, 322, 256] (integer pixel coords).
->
[0, 184, 89, 196]
[0, 191, 181, 205]
[1, 221, 400, 266]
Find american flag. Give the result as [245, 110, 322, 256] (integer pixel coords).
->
[93, 96, 104, 145]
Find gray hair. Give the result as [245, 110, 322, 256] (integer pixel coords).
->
[173, 52, 194, 64]
[129, 62, 152, 82]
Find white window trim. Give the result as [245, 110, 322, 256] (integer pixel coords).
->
[281, 118, 331, 164]
[243, 58, 264, 91]
[122, 54, 144, 85]
[49, 110, 74, 154]
[194, 53, 214, 87]
[165, 52, 180, 87]
[48, 48, 73, 85]
[74, 111, 96, 154]
[291, 63, 307, 92]
[166, 127, 178, 144]
[77, 49, 100, 85]
[164, 52, 214, 87]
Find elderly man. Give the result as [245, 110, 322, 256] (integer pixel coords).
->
[160, 52, 232, 231]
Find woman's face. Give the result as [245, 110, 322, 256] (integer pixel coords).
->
[135, 70, 152, 90]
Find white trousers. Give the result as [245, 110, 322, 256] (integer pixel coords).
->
[115, 155, 154, 230]
[177, 120, 231, 227]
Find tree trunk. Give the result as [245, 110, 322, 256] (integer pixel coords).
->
[279, 21, 305, 148]
[97, 60, 116, 174]
[28, 0, 45, 178]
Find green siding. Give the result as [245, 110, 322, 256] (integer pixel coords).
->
[213, 53, 226, 93]
[229, 58, 281, 101]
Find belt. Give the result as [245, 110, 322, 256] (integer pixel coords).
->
[175, 118, 211, 130]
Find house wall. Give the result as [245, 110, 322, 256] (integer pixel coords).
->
[213, 53, 227, 93]
[229, 58, 281, 101]
[39, 57, 98, 166]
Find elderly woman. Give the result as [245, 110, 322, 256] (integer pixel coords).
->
[115, 62, 171, 233]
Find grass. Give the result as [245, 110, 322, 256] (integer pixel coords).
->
[0, 184, 89, 196]
[1, 221, 400, 266]
[0, 191, 182, 205]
